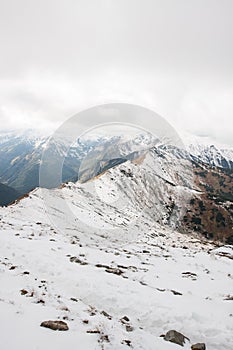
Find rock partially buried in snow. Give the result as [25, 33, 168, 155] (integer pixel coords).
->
[164, 330, 189, 346]
[120, 316, 130, 324]
[191, 343, 206, 350]
[40, 320, 69, 331]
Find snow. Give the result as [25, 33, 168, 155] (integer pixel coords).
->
[0, 128, 232, 349]
[211, 245, 233, 258]
[0, 172, 232, 349]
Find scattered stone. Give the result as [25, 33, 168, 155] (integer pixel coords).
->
[117, 264, 128, 270]
[171, 289, 183, 296]
[70, 256, 88, 265]
[126, 325, 134, 332]
[191, 343, 206, 350]
[182, 272, 197, 276]
[182, 272, 197, 280]
[120, 316, 130, 324]
[36, 299, 45, 304]
[224, 295, 233, 301]
[20, 289, 28, 295]
[105, 267, 123, 276]
[59, 306, 69, 312]
[87, 328, 100, 334]
[99, 334, 110, 343]
[82, 319, 89, 324]
[215, 252, 233, 260]
[140, 281, 147, 286]
[122, 339, 132, 347]
[70, 297, 78, 302]
[88, 306, 97, 316]
[164, 330, 189, 346]
[95, 263, 109, 268]
[128, 265, 138, 272]
[40, 320, 69, 331]
[101, 310, 112, 320]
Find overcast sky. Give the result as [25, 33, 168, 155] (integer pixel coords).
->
[0, 0, 233, 145]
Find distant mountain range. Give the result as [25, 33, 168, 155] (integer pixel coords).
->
[188, 143, 233, 169]
[0, 129, 102, 194]
[0, 128, 232, 245]
[0, 129, 232, 193]
[0, 129, 157, 193]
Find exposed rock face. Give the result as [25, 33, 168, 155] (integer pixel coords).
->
[191, 343, 206, 350]
[183, 162, 233, 244]
[164, 330, 189, 346]
[40, 320, 69, 331]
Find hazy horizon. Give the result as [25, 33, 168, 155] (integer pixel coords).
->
[0, 0, 233, 145]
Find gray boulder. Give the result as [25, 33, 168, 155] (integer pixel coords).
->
[40, 320, 69, 331]
[164, 330, 189, 346]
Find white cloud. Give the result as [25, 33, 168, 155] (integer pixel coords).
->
[0, 69, 232, 145]
[0, 1, 232, 145]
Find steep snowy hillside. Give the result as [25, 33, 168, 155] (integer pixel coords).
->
[181, 132, 233, 170]
[78, 146, 233, 243]
[0, 163, 233, 350]
[188, 144, 233, 170]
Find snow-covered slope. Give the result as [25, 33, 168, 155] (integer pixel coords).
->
[181, 132, 233, 170]
[188, 144, 233, 169]
[0, 163, 232, 350]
